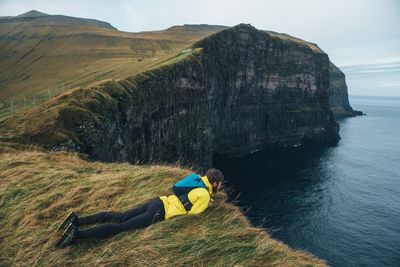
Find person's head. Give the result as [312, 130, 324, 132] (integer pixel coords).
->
[205, 168, 224, 193]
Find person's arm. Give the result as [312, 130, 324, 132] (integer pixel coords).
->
[187, 188, 211, 215]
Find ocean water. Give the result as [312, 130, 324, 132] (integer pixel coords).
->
[214, 96, 400, 267]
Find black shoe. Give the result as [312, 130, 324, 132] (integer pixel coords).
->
[56, 223, 80, 248]
[57, 212, 80, 233]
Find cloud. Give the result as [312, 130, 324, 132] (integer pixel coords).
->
[341, 61, 400, 74]
[344, 61, 400, 96]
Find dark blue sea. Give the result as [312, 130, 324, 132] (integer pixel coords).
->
[214, 96, 400, 267]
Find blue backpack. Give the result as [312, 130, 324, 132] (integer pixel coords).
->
[172, 173, 207, 196]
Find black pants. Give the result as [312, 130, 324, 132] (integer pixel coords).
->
[78, 198, 165, 239]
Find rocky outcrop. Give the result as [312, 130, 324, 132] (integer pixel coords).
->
[264, 31, 363, 119]
[329, 62, 363, 118]
[0, 24, 340, 168]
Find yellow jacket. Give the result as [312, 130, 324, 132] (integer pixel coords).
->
[159, 175, 214, 220]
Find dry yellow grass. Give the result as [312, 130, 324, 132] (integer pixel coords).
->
[0, 147, 326, 266]
[0, 19, 225, 118]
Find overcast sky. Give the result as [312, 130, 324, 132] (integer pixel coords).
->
[1, 0, 399, 96]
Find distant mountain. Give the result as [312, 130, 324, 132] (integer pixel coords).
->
[0, 10, 116, 30]
[16, 10, 48, 17]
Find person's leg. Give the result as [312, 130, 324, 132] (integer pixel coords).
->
[79, 198, 157, 225]
[78, 199, 165, 239]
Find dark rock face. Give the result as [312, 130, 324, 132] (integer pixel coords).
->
[194, 25, 339, 160]
[329, 62, 363, 118]
[0, 24, 340, 168]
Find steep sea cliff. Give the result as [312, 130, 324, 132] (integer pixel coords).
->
[0, 24, 340, 168]
[329, 62, 363, 118]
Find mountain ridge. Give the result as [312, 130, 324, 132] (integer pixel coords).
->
[16, 10, 48, 17]
[0, 10, 117, 30]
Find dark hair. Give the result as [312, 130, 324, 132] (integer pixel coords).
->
[205, 168, 224, 184]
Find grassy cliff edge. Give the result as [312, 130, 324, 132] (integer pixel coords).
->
[0, 146, 325, 266]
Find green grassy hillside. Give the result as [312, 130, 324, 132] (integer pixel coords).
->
[0, 145, 325, 266]
[0, 11, 226, 118]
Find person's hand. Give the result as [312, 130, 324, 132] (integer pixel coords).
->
[208, 198, 214, 207]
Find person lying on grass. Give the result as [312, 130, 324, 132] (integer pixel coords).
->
[55, 168, 224, 248]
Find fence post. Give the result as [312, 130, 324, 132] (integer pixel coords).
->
[48, 89, 51, 100]
[24, 96, 27, 107]
[34, 95, 36, 106]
